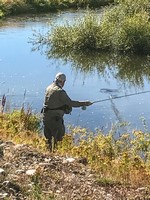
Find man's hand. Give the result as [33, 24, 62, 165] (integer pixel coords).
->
[84, 101, 93, 106]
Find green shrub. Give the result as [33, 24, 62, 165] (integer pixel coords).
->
[115, 0, 150, 17]
[101, 0, 150, 53]
[4, 108, 41, 133]
[113, 12, 150, 54]
[49, 0, 150, 55]
[0, 1, 9, 18]
[50, 12, 102, 51]
[0, 10, 4, 18]
[57, 127, 150, 185]
[0, 0, 114, 17]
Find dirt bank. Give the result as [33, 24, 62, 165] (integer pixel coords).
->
[0, 140, 149, 199]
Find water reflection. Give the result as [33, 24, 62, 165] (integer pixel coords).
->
[38, 46, 150, 89]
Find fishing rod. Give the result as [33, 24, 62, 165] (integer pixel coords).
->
[92, 90, 150, 104]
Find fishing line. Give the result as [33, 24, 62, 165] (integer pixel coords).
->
[92, 90, 150, 104]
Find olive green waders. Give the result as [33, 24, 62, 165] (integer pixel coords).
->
[43, 114, 65, 150]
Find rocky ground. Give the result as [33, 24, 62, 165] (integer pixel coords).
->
[0, 140, 149, 200]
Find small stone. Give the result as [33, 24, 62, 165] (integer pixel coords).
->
[106, 194, 113, 200]
[14, 144, 24, 149]
[136, 187, 146, 192]
[0, 168, 5, 174]
[56, 190, 61, 193]
[44, 158, 51, 162]
[2, 181, 9, 186]
[26, 169, 36, 176]
[16, 169, 25, 174]
[63, 157, 75, 163]
[0, 143, 5, 147]
[0, 193, 8, 198]
[39, 162, 51, 166]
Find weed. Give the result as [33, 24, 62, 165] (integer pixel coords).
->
[30, 173, 56, 200]
[96, 177, 121, 186]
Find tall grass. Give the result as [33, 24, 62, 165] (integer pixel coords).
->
[48, 0, 150, 55]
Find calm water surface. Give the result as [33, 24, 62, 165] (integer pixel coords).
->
[0, 11, 150, 134]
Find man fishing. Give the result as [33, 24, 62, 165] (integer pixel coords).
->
[42, 72, 92, 150]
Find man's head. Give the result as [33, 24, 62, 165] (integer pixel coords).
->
[55, 72, 66, 87]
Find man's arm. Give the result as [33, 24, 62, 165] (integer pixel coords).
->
[60, 90, 92, 108]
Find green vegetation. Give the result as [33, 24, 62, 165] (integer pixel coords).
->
[0, 108, 47, 151]
[58, 126, 150, 186]
[0, 0, 113, 18]
[0, 110, 150, 187]
[46, 0, 150, 55]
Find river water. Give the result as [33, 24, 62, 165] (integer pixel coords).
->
[0, 11, 150, 134]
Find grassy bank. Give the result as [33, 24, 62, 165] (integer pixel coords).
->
[0, 0, 113, 18]
[0, 109, 150, 187]
[45, 0, 150, 55]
